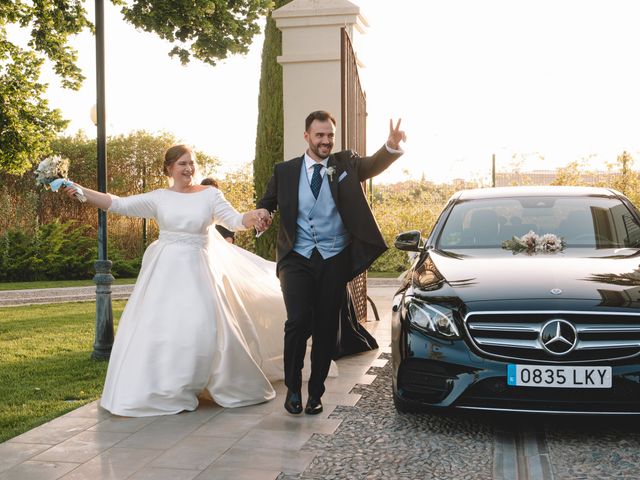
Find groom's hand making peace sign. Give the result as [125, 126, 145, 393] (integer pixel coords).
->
[386, 118, 406, 151]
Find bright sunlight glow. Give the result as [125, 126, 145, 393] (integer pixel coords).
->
[35, 0, 640, 184]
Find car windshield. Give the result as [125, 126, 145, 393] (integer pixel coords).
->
[437, 195, 640, 249]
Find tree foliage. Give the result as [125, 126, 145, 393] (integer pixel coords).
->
[253, 0, 288, 260]
[0, 0, 87, 174]
[122, 0, 272, 66]
[212, 163, 256, 251]
[370, 180, 462, 272]
[609, 151, 638, 201]
[0, 130, 219, 252]
[1, 0, 272, 175]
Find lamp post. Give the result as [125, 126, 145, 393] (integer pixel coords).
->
[91, 0, 114, 360]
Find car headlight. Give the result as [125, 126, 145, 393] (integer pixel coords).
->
[404, 298, 460, 339]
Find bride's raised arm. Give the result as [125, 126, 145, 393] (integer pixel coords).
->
[61, 184, 112, 210]
[61, 184, 158, 219]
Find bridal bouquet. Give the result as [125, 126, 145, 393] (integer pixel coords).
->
[502, 231, 565, 254]
[34, 155, 86, 202]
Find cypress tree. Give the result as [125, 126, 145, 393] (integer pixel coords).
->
[253, 1, 290, 260]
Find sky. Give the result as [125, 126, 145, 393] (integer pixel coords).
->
[33, 0, 640, 184]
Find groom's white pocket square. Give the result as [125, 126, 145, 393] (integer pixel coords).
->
[339, 171, 347, 182]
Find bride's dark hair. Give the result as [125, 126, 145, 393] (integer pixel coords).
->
[163, 144, 194, 176]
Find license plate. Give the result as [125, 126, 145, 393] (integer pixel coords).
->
[507, 364, 612, 388]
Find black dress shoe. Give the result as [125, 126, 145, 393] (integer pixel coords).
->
[284, 390, 303, 414]
[305, 396, 323, 415]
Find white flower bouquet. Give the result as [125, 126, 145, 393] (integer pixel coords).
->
[502, 230, 565, 254]
[34, 155, 86, 202]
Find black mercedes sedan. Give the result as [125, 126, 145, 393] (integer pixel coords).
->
[392, 186, 640, 414]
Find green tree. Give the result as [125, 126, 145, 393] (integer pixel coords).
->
[122, 0, 272, 66]
[609, 151, 639, 204]
[1, 0, 272, 174]
[253, 0, 289, 260]
[0, 40, 69, 174]
[0, 131, 220, 258]
[217, 163, 256, 251]
[370, 179, 459, 272]
[1, 1, 92, 174]
[551, 161, 587, 186]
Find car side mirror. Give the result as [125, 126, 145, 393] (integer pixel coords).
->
[394, 230, 422, 252]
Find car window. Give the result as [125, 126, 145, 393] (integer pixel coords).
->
[438, 196, 640, 249]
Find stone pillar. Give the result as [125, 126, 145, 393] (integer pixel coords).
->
[273, 0, 367, 160]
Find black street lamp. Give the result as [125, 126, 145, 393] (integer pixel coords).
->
[92, 0, 114, 360]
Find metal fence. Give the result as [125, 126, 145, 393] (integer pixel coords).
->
[341, 27, 371, 323]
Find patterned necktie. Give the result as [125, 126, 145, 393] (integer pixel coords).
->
[310, 163, 323, 199]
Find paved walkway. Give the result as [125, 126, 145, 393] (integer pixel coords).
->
[0, 285, 134, 307]
[0, 283, 398, 480]
[0, 278, 400, 307]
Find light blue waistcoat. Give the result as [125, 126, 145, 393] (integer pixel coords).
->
[293, 161, 351, 259]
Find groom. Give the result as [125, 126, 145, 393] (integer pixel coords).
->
[257, 110, 406, 415]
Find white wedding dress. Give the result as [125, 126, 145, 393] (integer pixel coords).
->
[100, 187, 286, 416]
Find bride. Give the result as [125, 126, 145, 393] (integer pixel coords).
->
[61, 144, 284, 417]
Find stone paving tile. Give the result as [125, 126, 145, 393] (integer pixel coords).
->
[192, 412, 266, 439]
[116, 417, 202, 450]
[234, 429, 314, 451]
[59, 447, 161, 480]
[320, 392, 361, 407]
[195, 466, 280, 480]
[0, 460, 79, 480]
[87, 416, 157, 434]
[0, 443, 53, 475]
[9, 417, 100, 445]
[149, 436, 236, 470]
[32, 431, 130, 464]
[128, 467, 201, 480]
[254, 413, 342, 435]
[211, 446, 316, 475]
[369, 358, 388, 368]
[223, 397, 282, 415]
[355, 373, 376, 385]
[157, 402, 223, 425]
[323, 375, 365, 393]
[63, 401, 112, 421]
[328, 364, 371, 377]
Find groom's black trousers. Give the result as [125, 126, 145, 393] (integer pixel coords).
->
[278, 247, 351, 398]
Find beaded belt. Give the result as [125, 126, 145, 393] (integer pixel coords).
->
[158, 231, 207, 248]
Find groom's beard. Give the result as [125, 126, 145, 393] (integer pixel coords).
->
[309, 141, 333, 159]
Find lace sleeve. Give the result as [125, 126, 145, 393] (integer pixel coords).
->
[210, 188, 246, 231]
[108, 190, 158, 218]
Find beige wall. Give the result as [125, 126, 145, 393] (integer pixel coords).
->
[274, 0, 366, 160]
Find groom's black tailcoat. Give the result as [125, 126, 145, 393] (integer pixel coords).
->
[258, 145, 402, 280]
[258, 145, 402, 397]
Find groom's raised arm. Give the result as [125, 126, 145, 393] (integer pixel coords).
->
[355, 118, 406, 181]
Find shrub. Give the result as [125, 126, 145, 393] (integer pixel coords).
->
[0, 220, 97, 281]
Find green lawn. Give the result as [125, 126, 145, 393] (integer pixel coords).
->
[0, 278, 137, 291]
[0, 301, 126, 443]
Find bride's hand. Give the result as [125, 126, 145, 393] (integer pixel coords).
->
[243, 209, 271, 231]
[255, 209, 272, 231]
[60, 184, 81, 199]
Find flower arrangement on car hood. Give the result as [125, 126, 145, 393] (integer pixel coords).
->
[502, 231, 565, 254]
